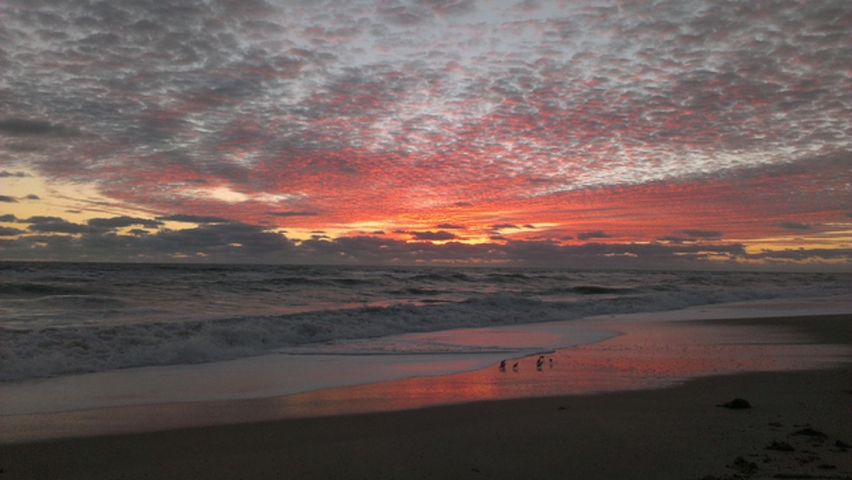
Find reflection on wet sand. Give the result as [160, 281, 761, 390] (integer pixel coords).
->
[271, 317, 850, 418]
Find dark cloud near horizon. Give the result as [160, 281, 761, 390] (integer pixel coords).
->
[577, 231, 610, 240]
[683, 230, 723, 238]
[0, 223, 847, 269]
[27, 219, 97, 235]
[780, 222, 811, 230]
[0, 196, 18, 203]
[492, 223, 519, 230]
[268, 211, 319, 217]
[157, 214, 231, 224]
[410, 230, 458, 241]
[0, 226, 26, 236]
[88, 216, 163, 229]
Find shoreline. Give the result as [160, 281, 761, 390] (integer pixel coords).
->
[1, 312, 850, 478]
[2, 311, 849, 444]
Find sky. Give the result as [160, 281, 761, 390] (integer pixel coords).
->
[1, 0, 850, 269]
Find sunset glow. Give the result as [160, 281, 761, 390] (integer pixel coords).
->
[1, 0, 850, 268]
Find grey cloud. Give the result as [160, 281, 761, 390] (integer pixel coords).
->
[0, 171, 31, 178]
[658, 236, 688, 244]
[419, 0, 476, 16]
[492, 223, 518, 230]
[157, 223, 294, 256]
[377, 4, 433, 25]
[269, 211, 319, 217]
[0, 214, 18, 222]
[0, 226, 27, 236]
[683, 230, 722, 238]
[410, 230, 457, 241]
[24, 216, 66, 224]
[157, 214, 231, 224]
[512, 0, 540, 12]
[748, 248, 852, 262]
[0, 224, 844, 269]
[0, 196, 18, 203]
[27, 219, 97, 234]
[24, 194, 40, 200]
[0, 118, 79, 137]
[88, 216, 163, 229]
[780, 222, 810, 230]
[577, 231, 610, 240]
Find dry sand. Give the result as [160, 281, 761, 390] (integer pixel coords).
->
[2, 314, 850, 480]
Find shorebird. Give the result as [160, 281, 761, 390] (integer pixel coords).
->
[536, 357, 544, 370]
[499, 360, 506, 371]
[512, 362, 519, 372]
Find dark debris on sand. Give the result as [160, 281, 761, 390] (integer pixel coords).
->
[718, 398, 752, 409]
[767, 441, 796, 452]
[699, 414, 852, 480]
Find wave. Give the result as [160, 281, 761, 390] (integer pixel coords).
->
[0, 282, 93, 297]
[3, 282, 846, 382]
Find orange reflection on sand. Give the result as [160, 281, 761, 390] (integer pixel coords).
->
[273, 320, 851, 418]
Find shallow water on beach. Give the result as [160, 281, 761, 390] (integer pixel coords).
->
[1, 299, 850, 443]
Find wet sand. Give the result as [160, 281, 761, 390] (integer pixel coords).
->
[2, 314, 850, 479]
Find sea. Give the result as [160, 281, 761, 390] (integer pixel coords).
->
[2, 261, 849, 384]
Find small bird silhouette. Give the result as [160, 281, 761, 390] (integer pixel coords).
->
[512, 362, 519, 372]
[499, 360, 506, 371]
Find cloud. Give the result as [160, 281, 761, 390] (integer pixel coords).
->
[0, 226, 26, 236]
[157, 214, 231, 224]
[436, 223, 465, 230]
[0, 217, 847, 269]
[0, 118, 79, 137]
[0, 196, 18, 203]
[577, 231, 610, 240]
[268, 211, 319, 217]
[24, 194, 40, 200]
[88, 216, 163, 229]
[747, 248, 852, 262]
[410, 230, 458, 241]
[683, 230, 723, 238]
[779, 222, 811, 230]
[26, 217, 97, 234]
[658, 236, 688, 244]
[0, 0, 848, 270]
[0, 171, 31, 178]
[0, 214, 18, 222]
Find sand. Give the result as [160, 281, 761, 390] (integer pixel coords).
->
[2, 314, 850, 480]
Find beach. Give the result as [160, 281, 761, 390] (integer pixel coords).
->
[2, 310, 850, 479]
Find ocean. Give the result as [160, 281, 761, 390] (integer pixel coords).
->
[2, 261, 849, 383]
